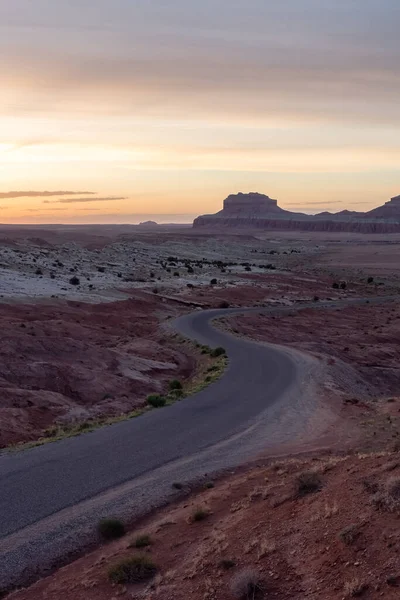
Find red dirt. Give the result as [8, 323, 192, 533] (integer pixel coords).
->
[0, 293, 195, 447]
[10, 451, 400, 600]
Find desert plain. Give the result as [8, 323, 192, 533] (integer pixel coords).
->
[1, 224, 400, 599]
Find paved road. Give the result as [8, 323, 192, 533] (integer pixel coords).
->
[0, 307, 297, 540]
[0, 296, 396, 589]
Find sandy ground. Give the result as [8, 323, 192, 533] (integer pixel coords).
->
[9, 450, 400, 600]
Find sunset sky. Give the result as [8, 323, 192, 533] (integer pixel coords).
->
[1, 0, 400, 223]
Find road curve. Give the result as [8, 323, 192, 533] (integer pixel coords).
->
[1, 297, 394, 590]
[0, 308, 297, 539]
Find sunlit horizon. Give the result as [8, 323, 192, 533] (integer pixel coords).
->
[1, 1, 400, 223]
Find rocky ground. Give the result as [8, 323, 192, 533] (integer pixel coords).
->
[2, 226, 400, 598]
[9, 450, 400, 600]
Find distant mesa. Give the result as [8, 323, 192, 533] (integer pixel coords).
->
[138, 220, 159, 227]
[193, 192, 400, 233]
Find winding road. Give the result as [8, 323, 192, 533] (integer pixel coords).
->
[0, 298, 394, 590]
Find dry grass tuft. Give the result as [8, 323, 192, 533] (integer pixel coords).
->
[230, 568, 262, 599]
[343, 577, 368, 597]
[295, 471, 323, 497]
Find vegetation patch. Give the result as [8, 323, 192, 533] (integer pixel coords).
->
[108, 555, 157, 584]
[98, 518, 125, 541]
[295, 471, 323, 497]
[131, 534, 152, 549]
[189, 506, 209, 523]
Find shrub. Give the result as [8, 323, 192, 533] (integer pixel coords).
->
[230, 568, 261, 599]
[97, 266, 105, 273]
[172, 482, 183, 490]
[372, 476, 400, 512]
[295, 471, 322, 496]
[219, 301, 230, 308]
[133, 534, 152, 548]
[340, 281, 347, 290]
[108, 555, 157, 584]
[190, 507, 209, 522]
[343, 578, 368, 598]
[35, 268, 43, 275]
[332, 282, 339, 289]
[219, 558, 236, 570]
[98, 518, 125, 541]
[173, 271, 180, 277]
[210, 278, 218, 285]
[169, 379, 183, 391]
[147, 394, 166, 408]
[210, 346, 226, 358]
[339, 524, 360, 546]
[69, 276, 80, 286]
[367, 276, 374, 284]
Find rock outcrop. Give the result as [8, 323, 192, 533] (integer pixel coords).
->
[193, 192, 400, 233]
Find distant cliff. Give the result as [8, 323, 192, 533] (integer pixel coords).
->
[193, 193, 400, 233]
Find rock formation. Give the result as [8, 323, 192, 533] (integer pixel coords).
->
[193, 193, 400, 233]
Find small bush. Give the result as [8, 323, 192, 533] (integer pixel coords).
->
[295, 471, 322, 496]
[367, 276, 374, 284]
[332, 282, 339, 289]
[372, 476, 400, 512]
[204, 481, 214, 489]
[219, 558, 236, 570]
[219, 301, 230, 309]
[343, 577, 368, 598]
[108, 555, 157, 584]
[230, 568, 261, 599]
[172, 482, 183, 490]
[35, 268, 43, 275]
[147, 394, 166, 408]
[133, 534, 152, 548]
[98, 518, 125, 541]
[169, 379, 183, 391]
[210, 278, 218, 285]
[339, 524, 360, 546]
[190, 507, 209, 522]
[210, 346, 226, 358]
[97, 266, 105, 273]
[69, 276, 80, 286]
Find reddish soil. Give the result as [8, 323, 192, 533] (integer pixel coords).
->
[10, 450, 400, 600]
[0, 293, 195, 447]
[222, 301, 400, 401]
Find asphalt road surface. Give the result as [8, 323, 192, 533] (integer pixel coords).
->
[0, 296, 396, 590]
[0, 308, 297, 539]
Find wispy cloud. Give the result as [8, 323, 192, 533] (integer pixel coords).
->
[43, 196, 126, 204]
[0, 191, 95, 199]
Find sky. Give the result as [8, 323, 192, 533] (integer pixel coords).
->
[1, 0, 400, 223]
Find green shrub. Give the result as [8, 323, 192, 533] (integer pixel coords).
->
[147, 394, 166, 408]
[190, 507, 209, 522]
[69, 276, 80, 286]
[211, 346, 226, 358]
[169, 379, 183, 391]
[108, 555, 157, 584]
[133, 534, 152, 548]
[98, 518, 125, 541]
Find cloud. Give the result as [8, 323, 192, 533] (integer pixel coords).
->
[43, 196, 126, 204]
[0, 191, 95, 199]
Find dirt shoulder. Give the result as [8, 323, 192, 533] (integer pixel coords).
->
[9, 450, 400, 600]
